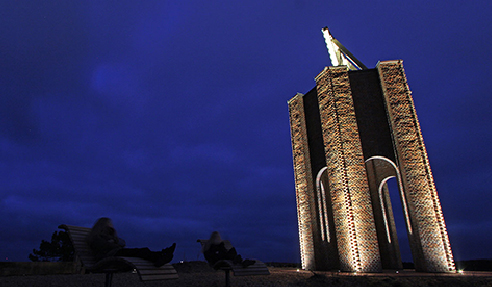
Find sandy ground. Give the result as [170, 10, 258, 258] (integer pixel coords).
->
[2, 267, 492, 287]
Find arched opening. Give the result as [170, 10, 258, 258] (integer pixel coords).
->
[316, 167, 330, 243]
[365, 156, 412, 270]
[386, 177, 413, 266]
[313, 167, 340, 270]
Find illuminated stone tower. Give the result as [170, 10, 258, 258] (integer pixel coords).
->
[288, 28, 455, 273]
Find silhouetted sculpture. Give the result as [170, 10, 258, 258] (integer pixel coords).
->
[87, 217, 176, 267]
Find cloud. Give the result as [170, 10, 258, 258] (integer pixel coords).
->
[0, 0, 491, 264]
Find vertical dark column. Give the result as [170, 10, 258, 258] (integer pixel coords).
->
[377, 60, 455, 272]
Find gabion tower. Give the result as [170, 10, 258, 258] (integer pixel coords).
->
[287, 28, 455, 273]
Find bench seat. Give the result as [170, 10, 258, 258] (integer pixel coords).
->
[59, 224, 178, 286]
[211, 259, 270, 276]
[197, 239, 270, 276]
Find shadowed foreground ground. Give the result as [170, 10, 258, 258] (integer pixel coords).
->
[2, 263, 492, 287]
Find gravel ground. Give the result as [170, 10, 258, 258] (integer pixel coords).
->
[2, 266, 492, 287]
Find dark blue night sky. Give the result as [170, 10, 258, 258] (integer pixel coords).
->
[1, 1, 491, 264]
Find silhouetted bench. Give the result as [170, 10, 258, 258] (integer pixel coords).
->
[59, 224, 178, 287]
[197, 239, 269, 287]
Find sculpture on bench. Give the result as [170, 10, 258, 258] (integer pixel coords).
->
[202, 231, 255, 269]
[198, 231, 270, 287]
[87, 217, 176, 267]
[60, 219, 178, 287]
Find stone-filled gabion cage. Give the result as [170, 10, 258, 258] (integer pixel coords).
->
[288, 60, 455, 273]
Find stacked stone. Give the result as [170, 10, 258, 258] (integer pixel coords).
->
[288, 60, 455, 273]
[315, 66, 381, 272]
[288, 94, 317, 270]
[377, 60, 455, 272]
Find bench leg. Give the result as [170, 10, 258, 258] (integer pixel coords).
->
[225, 269, 230, 287]
[105, 272, 113, 287]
